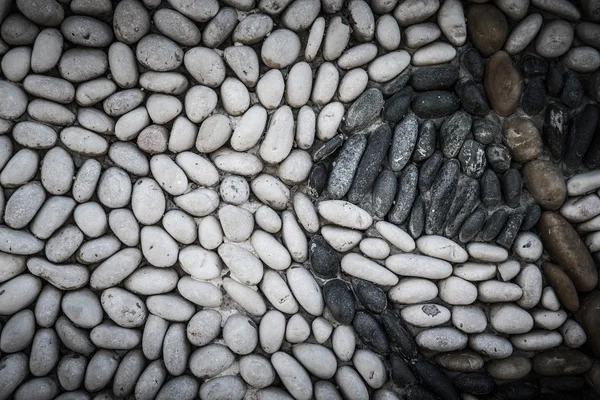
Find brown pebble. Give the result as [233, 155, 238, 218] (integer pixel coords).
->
[484, 51, 523, 117]
[467, 4, 508, 56]
[533, 349, 592, 376]
[577, 291, 600, 357]
[502, 117, 543, 163]
[522, 160, 566, 210]
[434, 350, 484, 372]
[541, 262, 579, 312]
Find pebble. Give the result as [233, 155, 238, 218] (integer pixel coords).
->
[469, 333, 514, 359]
[417, 235, 468, 263]
[505, 13, 543, 54]
[412, 42, 457, 66]
[439, 276, 478, 305]
[511, 331, 564, 351]
[486, 356, 532, 379]
[386, 254, 452, 279]
[271, 352, 313, 400]
[535, 20, 574, 58]
[394, 0, 439, 26]
[523, 160, 566, 210]
[402, 304, 451, 327]
[404, 23, 441, 48]
[490, 303, 534, 334]
[484, 51, 522, 116]
[468, 4, 508, 56]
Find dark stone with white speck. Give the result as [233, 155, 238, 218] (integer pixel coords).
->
[309, 235, 339, 279]
[486, 143, 511, 173]
[390, 353, 418, 386]
[544, 103, 569, 161]
[445, 178, 480, 237]
[388, 163, 418, 225]
[521, 203, 541, 231]
[413, 120, 436, 162]
[312, 135, 343, 162]
[501, 169, 522, 208]
[482, 208, 508, 241]
[496, 211, 524, 248]
[409, 195, 425, 239]
[352, 279, 387, 314]
[409, 65, 459, 91]
[323, 279, 355, 325]
[481, 169, 502, 208]
[522, 54, 548, 77]
[382, 86, 413, 123]
[353, 311, 389, 355]
[382, 70, 410, 97]
[458, 140, 487, 178]
[326, 134, 367, 199]
[419, 151, 444, 193]
[440, 111, 473, 158]
[473, 117, 500, 145]
[456, 79, 490, 117]
[459, 207, 486, 243]
[347, 124, 392, 203]
[425, 159, 459, 235]
[344, 88, 384, 133]
[453, 373, 495, 395]
[522, 78, 546, 116]
[411, 358, 460, 400]
[406, 385, 438, 400]
[307, 162, 328, 197]
[462, 48, 485, 82]
[546, 61, 564, 98]
[380, 310, 418, 359]
[372, 169, 397, 219]
[412, 91, 460, 119]
[564, 103, 599, 175]
[494, 381, 540, 400]
[389, 114, 419, 171]
[561, 72, 584, 108]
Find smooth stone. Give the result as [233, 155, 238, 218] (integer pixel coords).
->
[531, 0, 580, 19]
[478, 281, 523, 302]
[503, 117, 543, 162]
[453, 373, 494, 396]
[454, 263, 497, 281]
[523, 160, 566, 210]
[425, 159, 460, 234]
[417, 235, 468, 263]
[413, 120, 436, 162]
[456, 79, 490, 117]
[390, 115, 418, 172]
[393, 0, 439, 26]
[383, 86, 413, 123]
[468, 4, 508, 56]
[533, 349, 592, 376]
[560, 319, 587, 348]
[561, 72, 584, 109]
[469, 333, 514, 359]
[536, 20, 574, 58]
[505, 14, 543, 54]
[261, 29, 300, 69]
[568, 170, 600, 196]
[434, 351, 484, 373]
[271, 352, 312, 400]
[484, 51, 522, 116]
[323, 279, 355, 324]
[439, 276, 478, 305]
[402, 304, 451, 328]
[565, 104, 599, 174]
[513, 232, 543, 262]
[344, 88, 384, 133]
[386, 254, 452, 279]
[389, 278, 437, 304]
[416, 327, 468, 353]
[412, 90, 459, 119]
[511, 330, 563, 351]
[125, 267, 178, 296]
[490, 303, 534, 334]
[412, 42, 457, 66]
[542, 286, 562, 311]
[368, 51, 411, 83]
[563, 46, 600, 73]
[486, 356, 532, 379]
[452, 305, 487, 333]
[486, 143, 512, 173]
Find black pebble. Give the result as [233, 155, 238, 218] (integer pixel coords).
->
[347, 124, 392, 203]
[352, 311, 389, 355]
[344, 88, 384, 133]
[383, 86, 413, 123]
[309, 235, 339, 279]
[458, 139, 487, 178]
[486, 143, 512, 173]
[564, 103, 599, 175]
[380, 309, 418, 359]
[382, 70, 410, 97]
[352, 279, 387, 314]
[459, 207, 487, 243]
[546, 61, 564, 98]
[473, 117, 500, 145]
[521, 78, 546, 116]
[584, 127, 600, 169]
[482, 208, 509, 241]
[544, 103, 569, 161]
[456, 79, 490, 117]
[312, 135, 343, 162]
[389, 114, 419, 171]
[390, 353, 417, 386]
[444, 178, 480, 237]
[322, 279, 355, 324]
[522, 54, 548, 77]
[440, 111, 473, 158]
[409, 195, 425, 239]
[501, 169, 522, 208]
[326, 134, 367, 199]
[307, 162, 328, 197]
[411, 358, 459, 400]
[426, 159, 460, 235]
[494, 381, 540, 400]
[419, 150, 444, 192]
[371, 169, 397, 219]
[496, 212, 524, 249]
[410, 64, 459, 91]
[413, 120, 436, 162]
[521, 203, 541, 231]
[462, 48, 485, 82]
[453, 373, 495, 395]
[481, 169, 502, 208]
[388, 163, 418, 224]
[540, 377, 584, 393]
[406, 385, 438, 400]
[561, 72, 584, 108]
[412, 91, 460, 119]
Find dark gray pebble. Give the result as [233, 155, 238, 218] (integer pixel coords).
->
[459, 207, 486, 243]
[539, 377, 584, 393]
[481, 169, 502, 208]
[445, 178, 480, 237]
[352, 279, 387, 314]
[409, 65, 459, 91]
[381, 70, 410, 97]
[307, 162, 328, 197]
[411, 358, 459, 400]
[390, 353, 417, 386]
[382, 86, 413, 123]
[521, 78, 546, 116]
[312, 135, 343, 162]
[380, 310, 418, 359]
[419, 151, 444, 192]
[372, 169, 397, 219]
[458, 140, 487, 178]
[522, 54, 548, 77]
[327, 134, 367, 199]
[353, 311, 389, 355]
[413, 120, 436, 162]
[564, 103, 599, 175]
[482, 208, 509, 242]
[456, 79, 490, 117]
[389, 114, 418, 171]
[496, 211, 524, 249]
[462, 48, 485, 82]
[521, 203, 541, 231]
[388, 163, 418, 225]
[584, 129, 600, 169]
[406, 385, 438, 400]
[473, 117, 500, 145]
[409, 195, 425, 239]
[494, 381, 539, 400]
[544, 103, 569, 161]
[412, 91, 460, 119]
[560, 72, 584, 108]
[348, 124, 392, 203]
[425, 159, 460, 235]
[486, 143, 511, 173]
[546, 62, 564, 98]
[344, 88, 384, 133]
[454, 373, 495, 395]
[323, 279, 355, 325]
[309, 235, 339, 279]
[440, 111, 473, 158]
[501, 169, 522, 208]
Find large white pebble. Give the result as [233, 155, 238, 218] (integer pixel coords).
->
[223, 314, 258, 355]
[184, 85, 217, 123]
[221, 77, 250, 116]
[179, 245, 221, 280]
[261, 29, 301, 68]
[341, 253, 399, 286]
[388, 278, 438, 304]
[286, 62, 313, 108]
[218, 243, 263, 285]
[184, 48, 225, 88]
[177, 277, 222, 308]
[162, 210, 196, 244]
[271, 352, 313, 400]
[196, 114, 232, 154]
[287, 265, 323, 315]
[174, 188, 220, 217]
[368, 51, 410, 82]
[124, 266, 178, 296]
[176, 152, 220, 187]
[198, 215, 224, 250]
[438, 276, 478, 305]
[223, 277, 267, 316]
[312, 62, 339, 105]
[141, 226, 179, 267]
[231, 105, 267, 151]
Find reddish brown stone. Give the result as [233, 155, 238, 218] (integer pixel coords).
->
[484, 51, 523, 117]
[541, 262, 579, 311]
[467, 4, 508, 56]
[523, 160, 566, 211]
